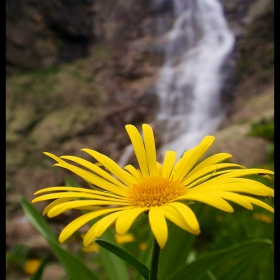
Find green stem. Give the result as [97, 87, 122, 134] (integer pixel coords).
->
[149, 238, 161, 280]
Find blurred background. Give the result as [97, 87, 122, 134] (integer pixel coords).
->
[6, 0, 274, 279]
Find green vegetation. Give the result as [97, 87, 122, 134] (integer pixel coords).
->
[248, 117, 274, 163]
[248, 117, 274, 141]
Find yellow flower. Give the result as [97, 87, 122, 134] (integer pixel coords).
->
[82, 242, 100, 253]
[139, 242, 148, 251]
[80, 234, 100, 253]
[81, 233, 134, 252]
[23, 259, 41, 275]
[252, 213, 274, 224]
[32, 124, 274, 249]
[115, 233, 135, 244]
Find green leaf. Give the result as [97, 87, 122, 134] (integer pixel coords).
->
[166, 239, 273, 280]
[47, 240, 99, 280]
[29, 256, 48, 280]
[98, 229, 130, 280]
[20, 197, 98, 280]
[21, 197, 58, 244]
[96, 239, 149, 280]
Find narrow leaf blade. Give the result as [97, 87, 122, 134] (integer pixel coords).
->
[96, 239, 149, 280]
[21, 197, 58, 243]
[20, 197, 99, 280]
[97, 229, 133, 280]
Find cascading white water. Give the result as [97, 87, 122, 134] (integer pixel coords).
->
[118, 0, 235, 167]
[155, 0, 235, 157]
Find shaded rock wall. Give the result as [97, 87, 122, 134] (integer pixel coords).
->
[6, 0, 96, 74]
[7, 0, 270, 74]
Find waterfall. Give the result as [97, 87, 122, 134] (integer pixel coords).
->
[118, 0, 235, 167]
[155, 0, 235, 157]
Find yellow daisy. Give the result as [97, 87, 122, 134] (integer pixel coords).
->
[32, 124, 274, 249]
[115, 233, 135, 245]
[23, 259, 42, 275]
[81, 233, 135, 253]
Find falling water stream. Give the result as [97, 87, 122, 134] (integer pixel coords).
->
[119, 0, 235, 166]
[155, 0, 235, 157]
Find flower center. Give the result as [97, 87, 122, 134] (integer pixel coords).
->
[127, 176, 186, 207]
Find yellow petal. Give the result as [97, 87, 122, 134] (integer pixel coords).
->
[44, 152, 127, 196]
[48, 200, 129, 217]
[208, 192, 253, 210]
[171, 149, 194, 180]
[247, 197, 274, 213]
[156, 162, 163, 176]
[115, 207, 148, 235]
[205, 168, 274, 183]
[59, 207, 126, 243]
[182, 163, 244, 186]
[42, 197, 72, 216]
[186, 153, 233, 177]
[188, 178, 274, 197]
[124, 165, 143, 182]
[172, 135, 215, 181]
[185, 169, 237, 190]
[161, 204, 200, 235]
[74, 206, 104, 211]
[142, 124, 157, 176]
[125, 125, 149, 178]
[162, 150, 177, 178]
[167, 202, 200, 232]
[60, 155, 128, 189]
[32, 192, 128, 204]
[56, 162, 127, 196]
[115, 233, 135, 244]
[176, 193, 234, 212]
[149, 206, 168, 249]
[81, 149, 137, 186]
[34, 186, 125, 200]
[82, 243, 100, 253]
[83, 211, 124, 246]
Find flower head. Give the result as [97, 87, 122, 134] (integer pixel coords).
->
[115, 233, 135, 245]
[23, 259, 42, 275]
[81, 232, 134, 253]
[33, 124, 274, 249]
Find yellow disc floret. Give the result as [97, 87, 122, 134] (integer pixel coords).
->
[127, 176, 187, 207]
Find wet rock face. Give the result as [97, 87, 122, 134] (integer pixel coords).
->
[7, 0, 263, 74]
[6, 0, 96, 74]
[7, 0, 272, 130]
[6, 0, 154, 74]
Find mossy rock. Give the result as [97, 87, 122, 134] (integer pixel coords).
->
[29, 106, 104, 148]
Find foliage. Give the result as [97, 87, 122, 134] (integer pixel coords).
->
[14, 195, 274, 280]
[248, 117, 274, 142]
[8, 131, 274, 279]
[248, 117, 274, 164]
